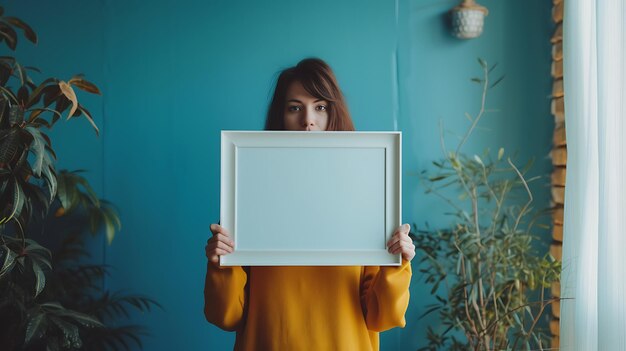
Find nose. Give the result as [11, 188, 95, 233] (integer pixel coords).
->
[302, 109, 316, 129]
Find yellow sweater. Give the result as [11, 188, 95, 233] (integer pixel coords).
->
[204, 261, 411, 351]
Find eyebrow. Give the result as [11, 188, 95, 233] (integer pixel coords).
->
[286, 99, 326, 103]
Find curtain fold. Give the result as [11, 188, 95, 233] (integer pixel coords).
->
[561, 0, 626, 350]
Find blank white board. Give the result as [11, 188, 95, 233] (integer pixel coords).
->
[220, 131, 401, 266]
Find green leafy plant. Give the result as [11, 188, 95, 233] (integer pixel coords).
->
[414, 59, 561, 351]
[0, 7, 160, 350]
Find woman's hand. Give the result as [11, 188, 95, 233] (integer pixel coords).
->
[386, 223, 415, 262]
[206, 224, 235, 263]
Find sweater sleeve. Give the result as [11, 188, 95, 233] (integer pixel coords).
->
[360, 260, 412, 332]
[203, 261, 248, 331]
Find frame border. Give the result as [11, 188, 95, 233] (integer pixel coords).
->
[220, 131, 402, 266]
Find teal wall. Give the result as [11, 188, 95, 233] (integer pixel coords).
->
[4, 0, 107, 263]
[7, 0, 553, 349]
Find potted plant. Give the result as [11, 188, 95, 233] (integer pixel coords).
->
[0, 7, 159, 350]
[413, 59, 561, 351]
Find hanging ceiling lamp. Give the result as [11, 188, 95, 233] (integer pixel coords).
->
[451, 0, 489, 39]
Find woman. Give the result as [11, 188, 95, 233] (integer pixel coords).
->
[204, 58, 415, 351]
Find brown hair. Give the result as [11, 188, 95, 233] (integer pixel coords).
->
[264, 58, 355, 131]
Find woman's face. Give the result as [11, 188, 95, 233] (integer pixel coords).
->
[283, 80, 329, 131]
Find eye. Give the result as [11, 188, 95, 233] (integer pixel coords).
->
[316, 105, 327, 112]
[287, 105, 301, 112]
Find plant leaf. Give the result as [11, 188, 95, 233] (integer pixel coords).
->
[68, 78, 101, 95]
[27, 107, 62, 124]
[49, 316, 82, 349]
[488, 62, 498, 73]
[0, 24, 17, 50]
[56, 171, 70, 209]
[419, 305, 441, 319]
[78, 105, 99, 136]
[0, 244, 17, 278]
[5, 16, 37, 44]
[24, 65, 40, 73]
[14, 61, 27, 86]
[42, 166, 56, 203]
[490, 75, 505, 89]
[474, 155, 484, 166]
[61, 310, 104, 328]
[478, 57, 487, 69]
[72, 171, 100, 207]
[32, 260, 46, 297]
[102, 210, 116, 244]
[24, 313, 46, 344]
[26, 78, 57, 108]
[58, 81, 78, 119]
[25, 126, 45, 176]
[0, 85, 18, 103]
[3, 180, 25, 223]
[429, 175, 448, 182]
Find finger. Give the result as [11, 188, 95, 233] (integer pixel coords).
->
[392, 223, 411, 236]
[208, 245, 232, 259]
[387, 237, 397, 250]
[214, 233, 235, 247]
[387, 232, 411, 247]
[392, 246, 414, 260]
[214, 247, 231, 256]
[398, 233, 413, 244]
[210, 224, 231, 236]
[207, 239, 234, 253]
[387, 231, 403, 247]
[402, 244, 416, 261]
[400, 223, 410, 234]
[207, 233, 234, 248]
[392, 229, 412, 240]
[388, 240, 406, 253]
[213, 240, 234, 253]
[391, 241, 415, 255]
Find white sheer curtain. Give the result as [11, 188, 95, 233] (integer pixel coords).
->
[561, 0, 626, 350]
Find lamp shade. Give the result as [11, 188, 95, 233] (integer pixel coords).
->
[451, 0, 489, 39]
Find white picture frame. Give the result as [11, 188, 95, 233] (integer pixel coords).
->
[220, 131, 402, 266]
